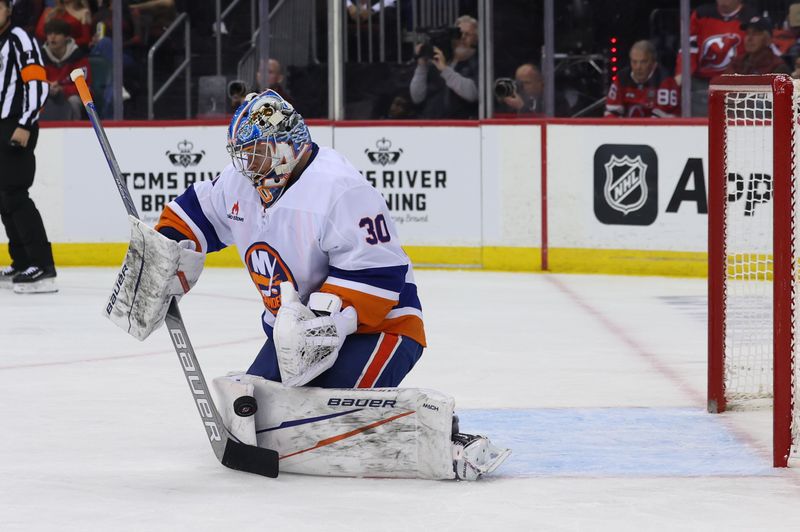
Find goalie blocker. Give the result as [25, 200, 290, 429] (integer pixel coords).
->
[213, 373, 511, 480]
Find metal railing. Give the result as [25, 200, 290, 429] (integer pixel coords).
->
[412, 0, 459, 30]
[147, 13, 191, 120]
[216, 0, 259, 76]
[346, 0, 404, 64]
[548, 52, 608, 118]
[236, 0, 317, 91]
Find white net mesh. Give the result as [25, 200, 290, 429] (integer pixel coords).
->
[721, 80, 800, 460]
[723, 89, 775, 408]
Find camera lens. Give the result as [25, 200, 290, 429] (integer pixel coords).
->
[494, 79, 515, 99]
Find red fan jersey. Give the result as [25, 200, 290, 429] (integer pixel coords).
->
[675, 3, 758, 79]
[605, 66, 680, 118]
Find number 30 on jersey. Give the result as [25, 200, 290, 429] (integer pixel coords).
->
[359, 214, 391, 245]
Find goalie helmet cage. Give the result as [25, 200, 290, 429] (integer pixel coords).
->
[707, 74, 797, 467]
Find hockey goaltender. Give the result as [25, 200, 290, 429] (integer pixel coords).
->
[103, 89, 510, 480]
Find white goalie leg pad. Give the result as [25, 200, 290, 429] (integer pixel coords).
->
[212, 374, 258, 446]
[242, 375, 457, 479]
[104, 215, 204, 341]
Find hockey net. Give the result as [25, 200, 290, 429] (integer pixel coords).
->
[708, 74, 799, 467]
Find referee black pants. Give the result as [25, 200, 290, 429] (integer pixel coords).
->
[0, 119, 54, 270]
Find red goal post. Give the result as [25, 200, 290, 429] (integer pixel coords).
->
[707, 74, 796, 467]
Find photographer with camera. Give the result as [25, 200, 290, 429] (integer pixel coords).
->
[605, 40, 680, 118]
[494, 63, 544, 116]
[409, 15, 479, 119]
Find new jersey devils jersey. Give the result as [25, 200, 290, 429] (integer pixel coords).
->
[675, 3, 757, 79]
[156, 145, 426, 346]
[605, 66, 680, 118]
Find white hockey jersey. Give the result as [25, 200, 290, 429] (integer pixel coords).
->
[156, 145, 425, 346]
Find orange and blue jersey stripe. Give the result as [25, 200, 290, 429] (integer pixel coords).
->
[355, 333, 402, 388]
[321, 265, 426, 347]
[155, 185, 226, 253]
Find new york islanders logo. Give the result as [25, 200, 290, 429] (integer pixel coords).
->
[244, 242, 296, 315]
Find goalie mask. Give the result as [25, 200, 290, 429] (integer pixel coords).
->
[227, 90, 312, 208]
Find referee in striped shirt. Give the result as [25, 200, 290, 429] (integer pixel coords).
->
[0, 0, 57, 294]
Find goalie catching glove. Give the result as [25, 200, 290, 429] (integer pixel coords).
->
[273, 282, 358, 386]
[105, 215, 204, 340]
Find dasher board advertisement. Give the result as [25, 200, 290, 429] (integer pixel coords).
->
[547, 124, 710, 252]
[51, 124, 334, 242]
[333, 126, 482, 246]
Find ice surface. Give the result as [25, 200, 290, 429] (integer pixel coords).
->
[2, 268, 800, 531]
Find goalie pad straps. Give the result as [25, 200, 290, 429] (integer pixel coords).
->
[218, 374, 457, 479]
[105, 215, 204, 341]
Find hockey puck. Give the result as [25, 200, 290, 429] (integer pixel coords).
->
[233, 395, 258, 417]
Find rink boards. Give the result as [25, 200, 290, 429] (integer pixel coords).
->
[0, 119, 713, 276]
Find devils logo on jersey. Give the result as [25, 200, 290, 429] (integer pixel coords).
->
[700, 33, 741, 72]
[244, 242, 297, 315]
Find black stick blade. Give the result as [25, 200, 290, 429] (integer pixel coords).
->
[221, 439, 280, 478]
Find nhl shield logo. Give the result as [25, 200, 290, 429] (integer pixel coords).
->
[594, 144, 658, 226]
[603, 155, 648, 215]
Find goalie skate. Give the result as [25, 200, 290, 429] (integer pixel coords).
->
[452, 433, 511, 480]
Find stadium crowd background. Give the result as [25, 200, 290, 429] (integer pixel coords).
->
[13, 0, 800, 121]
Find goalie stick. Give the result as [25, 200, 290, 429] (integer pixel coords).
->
[70, 69, 279, 478]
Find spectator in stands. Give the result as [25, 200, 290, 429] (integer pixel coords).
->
[382, 94, 415, 119]
[11, 0, 43, 35]
[725, 16, 791, 76]
[91, 0, 137, 51]
[773, 3, 800, 65]
[793, 56, 800, 79]
[605, 40, 680, 118]
[259, 58, 292, 102]
[227, 79, 248, 112]
[346, 0, 396, 22]
[247, 58, 295, 109]
[409, 15, 478, 119]
[675, 0, 757, 116]
[40, 17, 90, 120]
[228, 59, 293, 114]
[494, 63, 544, 116]
[129, 0, 176, 44]
[35, 0, 92, 49]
